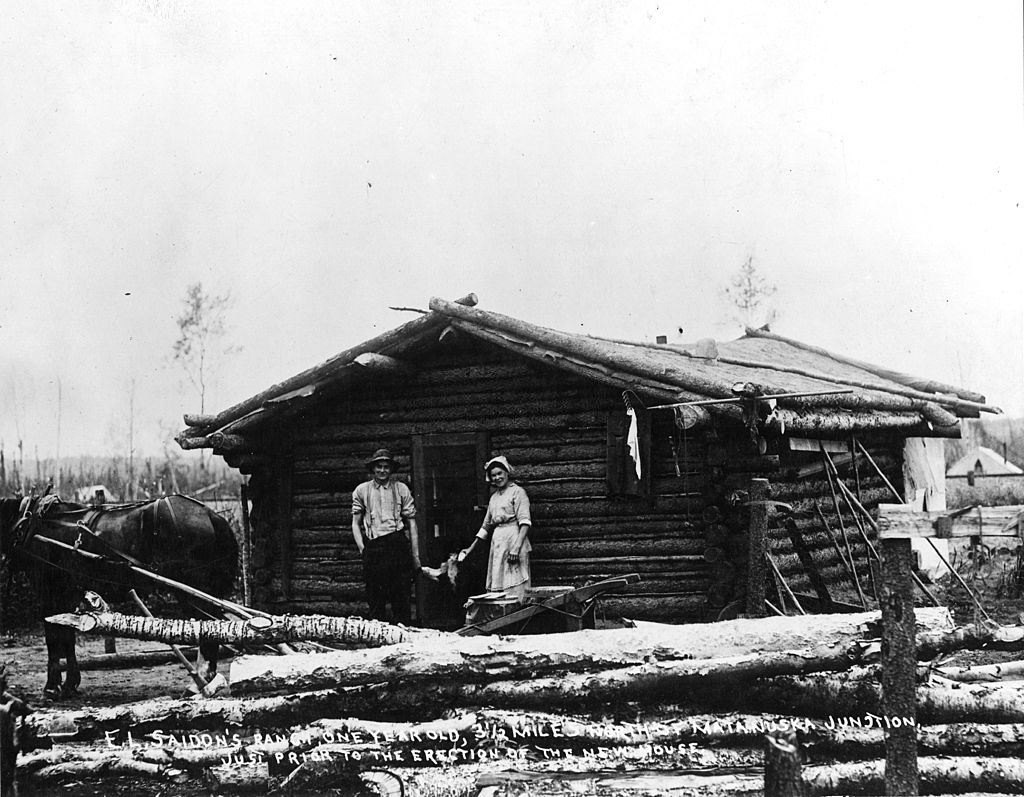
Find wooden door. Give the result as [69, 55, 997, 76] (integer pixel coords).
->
[412, 433, 489, 629]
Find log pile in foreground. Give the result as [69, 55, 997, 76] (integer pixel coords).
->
[20, 606, 1024, 796]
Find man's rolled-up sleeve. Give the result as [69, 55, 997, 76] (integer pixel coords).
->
[399, 484, 416, 518]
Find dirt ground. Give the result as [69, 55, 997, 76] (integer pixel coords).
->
[1, 631, 215, 707]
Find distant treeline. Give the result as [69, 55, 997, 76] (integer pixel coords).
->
[0, 447, 243, 503]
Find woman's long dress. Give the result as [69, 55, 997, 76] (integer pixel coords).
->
[480, 482, 532, 598]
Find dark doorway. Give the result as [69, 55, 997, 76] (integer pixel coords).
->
[412, 433, 489, 629]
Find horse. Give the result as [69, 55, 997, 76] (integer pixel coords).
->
[0, 494, 238, 699]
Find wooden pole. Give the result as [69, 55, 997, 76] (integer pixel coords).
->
[30, 533, 272, 620]
[240, 482, 252, 608]
[834, 482, 942, 607]
[767, 553, 806, 615]
[746, 478, 769, 617]
[814, 500, 865, 606]
[821, 449, 867, 605]
[880, 536, 918, 795]
[850, 434, 863, 502]
[865, 450, 988, 616]
[857, 440, 903, 502]
[783, 516, 831, 605]
[836, 480, 880, 601]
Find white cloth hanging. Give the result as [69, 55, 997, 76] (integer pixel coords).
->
[626, 407, 642, 480]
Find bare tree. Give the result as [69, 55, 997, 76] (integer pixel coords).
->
[172, 283, 239, 416]
[723, 256, 778, 330]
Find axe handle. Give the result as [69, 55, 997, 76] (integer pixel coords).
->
[128, 589, 208, 691]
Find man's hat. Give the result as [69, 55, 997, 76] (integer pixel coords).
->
[366, 448, 397, 468]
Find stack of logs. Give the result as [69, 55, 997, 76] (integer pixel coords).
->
[14, 607, 1024, 795]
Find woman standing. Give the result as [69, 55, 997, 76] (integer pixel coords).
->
[459, 455, 532, 599]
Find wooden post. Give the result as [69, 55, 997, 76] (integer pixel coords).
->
[746, 478, 769, 617]
[276, 435, 294, 602]
[240, 482, 252, 608]
[880, 536, 918, 795]
[764, 730, 806, 797]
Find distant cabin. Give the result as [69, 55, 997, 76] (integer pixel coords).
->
[74, 484, 119, 505]
[177, 295, 997, 626]
[947, 446, 1023, 478]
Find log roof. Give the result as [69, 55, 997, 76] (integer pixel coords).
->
[177, 294, 998, 450]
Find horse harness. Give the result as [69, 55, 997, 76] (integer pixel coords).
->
[10, 496, 150, 572]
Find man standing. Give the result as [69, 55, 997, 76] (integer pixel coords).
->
[351, 449, 421, 625]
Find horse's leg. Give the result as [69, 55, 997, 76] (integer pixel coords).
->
[42, 622, 63, 699]
[62, 627, 80, 696]
[196, 641, 219, 682]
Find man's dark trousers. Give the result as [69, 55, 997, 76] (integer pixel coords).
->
[362, 532, 413, 624]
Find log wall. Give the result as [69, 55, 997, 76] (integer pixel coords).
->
[697, 430, 906, 615]
[241, 341, 717, 621]
[233, 338, 909, 623]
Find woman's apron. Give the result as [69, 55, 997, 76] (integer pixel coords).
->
[486, 521, 531, 598]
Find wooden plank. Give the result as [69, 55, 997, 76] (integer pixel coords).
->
[877, 504, 1024, 539]
[789, 438, 847, 453]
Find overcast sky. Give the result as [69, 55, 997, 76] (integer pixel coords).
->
[2, 1, 1022, 460]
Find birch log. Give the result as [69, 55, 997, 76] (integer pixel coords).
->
[28, 689, 357, 740]
[737, 674, 1024, 724]
[43, 611, 441, 647]
[935, 658, 1024, 684]
[483, 756, 1024, 796]
[229, 638, 893, 699]
[228, 608, 954, 695]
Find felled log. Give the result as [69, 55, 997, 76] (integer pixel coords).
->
[69, 649, 198, 671]
[16, 747, 183, 785]
[477, 756, 1024, 796]
[228, 608, 954, 695]
[228, 607, 954, 698]
[282, 760, 486, 797]
[803, 756, 1024, 795]
[28, 688, 356, 740]
[285, 743, 762, 796]
[205, 760, 270, 793]
[232, 635, 897, 696]
[40, 709, 1024, 772]
[935, 659, 1024, 684]
[44, 610, 440, 647]
[916, 624, 1024, 659]
[735, 673, 1024, 724]
[478, 769, 762, 797]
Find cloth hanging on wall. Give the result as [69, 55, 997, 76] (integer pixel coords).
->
[626, 407, 642, 480]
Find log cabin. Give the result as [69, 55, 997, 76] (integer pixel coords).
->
[177, 295, 998, 627]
